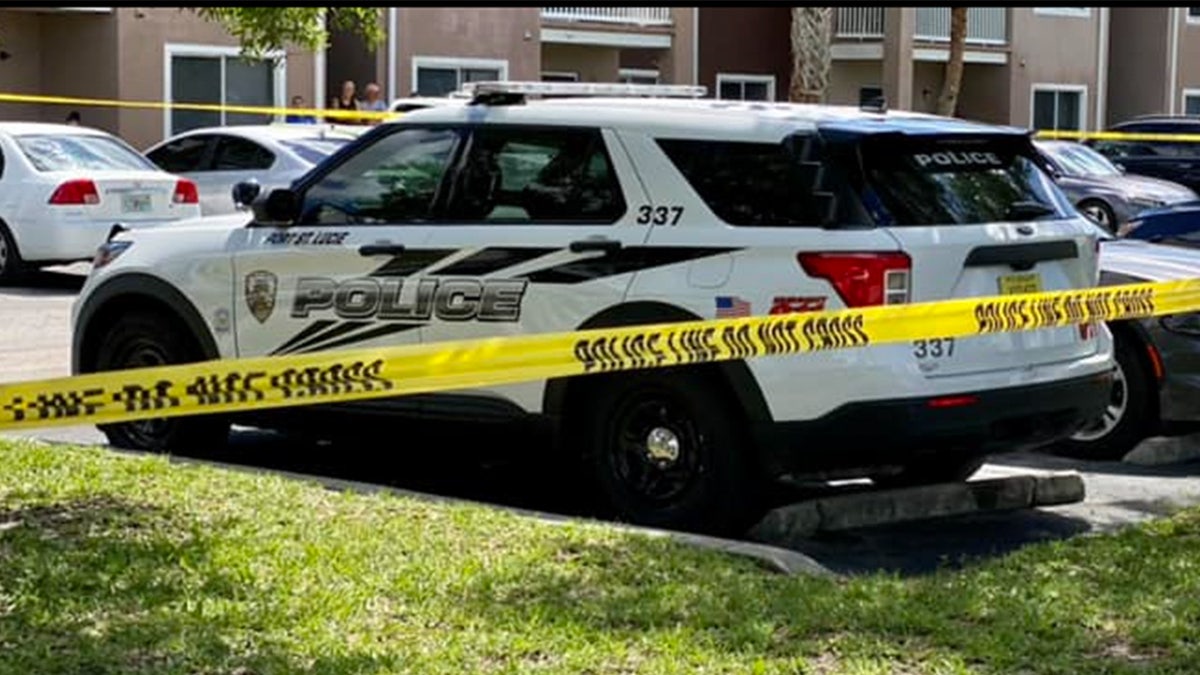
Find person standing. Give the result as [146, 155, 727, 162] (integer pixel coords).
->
[329, 80, 359, 124]
[361, 82, 388, 125]
[285, 95, 316, 124]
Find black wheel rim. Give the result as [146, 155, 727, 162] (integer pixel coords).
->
[606, 388, 705, 505]
[112, 338, 174, 447]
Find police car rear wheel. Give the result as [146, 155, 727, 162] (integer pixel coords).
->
[578, 369, 758, 536]
[94, 311, 229, 453]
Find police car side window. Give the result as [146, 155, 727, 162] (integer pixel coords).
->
[444, 127, 625, 224]
[298, 127, 460, 226]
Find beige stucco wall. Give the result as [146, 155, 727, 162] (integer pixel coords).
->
[827, 61, 883, 106]
[1175, 10, 1200, 114]
[1007, 7, 1102, 129]
[541, 44, 619, 82]
[0, 11, 48, 122]
[955, 63, 1010, 125]
[40, 12, 120, 133]
[1106, 7, 1169, 125]
[396, 7, 540, 95]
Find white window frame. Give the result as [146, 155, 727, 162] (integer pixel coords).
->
[618, 68, 660, 84]
[541, 71, 580, 82]
[1030, 83, 1088, 132]
[715, 73, 776, 101]
[1183, 88, 1200, 115]
[1188, 7, 1200, 25]
[163, 43, 287, 140]
[1033, 7, 1092, 18]
[411, 56, 509, 96]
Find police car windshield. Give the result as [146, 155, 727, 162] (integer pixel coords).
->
[853, 136, 1068, 226]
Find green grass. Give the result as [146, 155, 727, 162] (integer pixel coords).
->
[0, 439, 1198, 674]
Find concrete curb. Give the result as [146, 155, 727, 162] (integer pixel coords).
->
[1124, 432, 1200, 467]
[27, 437, 835, 578]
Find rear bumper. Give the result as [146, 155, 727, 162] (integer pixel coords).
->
[754, 371, 1113, 479]
[19, 215, 187, 263]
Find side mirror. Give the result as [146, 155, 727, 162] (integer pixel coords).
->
[251, 188, 301, 225]
[232, 180, 261, 208]
[1114, 162, 1127, 173]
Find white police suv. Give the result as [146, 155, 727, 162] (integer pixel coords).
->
[72, 82, 1114, 534]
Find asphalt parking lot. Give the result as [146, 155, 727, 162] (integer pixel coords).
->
[5, 264, 1200, 575]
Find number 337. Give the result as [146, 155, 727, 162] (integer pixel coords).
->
[913, 337, 955, 359]
[636, 205, 684, 225]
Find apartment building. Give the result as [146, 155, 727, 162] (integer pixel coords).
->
[1106, 7, 1200, 124]
[0, 7, 1195, 150]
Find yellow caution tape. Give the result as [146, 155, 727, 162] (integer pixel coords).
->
[0, 91, 397, 123]
[1035, 129, 1200, 144]
[1, 279, 1198, 432]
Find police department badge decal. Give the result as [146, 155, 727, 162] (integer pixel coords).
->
[245, 270, 278, 324]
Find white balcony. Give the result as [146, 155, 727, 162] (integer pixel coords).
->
[835, 8, 1007, 45]
[541, 7, 672, 27]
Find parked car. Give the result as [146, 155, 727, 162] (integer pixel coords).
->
[1119, 200, 1200, 242]
[0, 122, 201, 282]
[1086, 115, 1200, 193]
[144, 124, 361, 216]
[1033, 139, 1196, 232]
[74, 83, 1113, 535]
[1056, 235, 1200, 459]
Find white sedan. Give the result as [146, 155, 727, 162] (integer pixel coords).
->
[0, 122, 201, 282]
[144, 124, 362, 216]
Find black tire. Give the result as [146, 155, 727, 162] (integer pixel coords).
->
[92, 311, 230, 453]
[871, 455, 987, 488]
[1078, 199, 1117, 234]
[0, 222, 28, 284]
[572, 368, 760, 536]
[1055, 329, 1155, 461]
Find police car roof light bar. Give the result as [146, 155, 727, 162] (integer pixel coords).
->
[462, 81, 708, 105]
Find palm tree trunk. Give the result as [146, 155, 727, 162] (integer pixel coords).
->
[936, 7, 968, 116]
[789, 7, 833, 103]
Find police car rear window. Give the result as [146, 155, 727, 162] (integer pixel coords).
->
[853, 137, 1068, 226]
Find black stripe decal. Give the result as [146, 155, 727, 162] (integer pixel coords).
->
[431, 247, 559, 276]
[294, 322, 422, 354]
[519, 247, 741, 285]
[276, 320, 373, 355]
[370, 249, 459, 277]
[270, 319, 337, 355]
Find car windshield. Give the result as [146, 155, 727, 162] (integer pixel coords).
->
[280, 137, 353, 165]
[1046, 143, 1122, 178]
[16, 133, 156, 172]
[850, 135, 1069, 226]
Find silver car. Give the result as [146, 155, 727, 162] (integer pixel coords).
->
[144, 124, 362, 216]
[1034, 140, 1197, 233]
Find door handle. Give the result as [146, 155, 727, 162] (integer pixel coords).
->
[358, 243, 406, 256]
[569, 239, 621, 254]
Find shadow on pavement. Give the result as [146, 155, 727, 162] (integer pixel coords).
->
[0, 268, 86, 297]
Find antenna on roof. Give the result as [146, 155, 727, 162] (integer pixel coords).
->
[461, 81, 708, 106]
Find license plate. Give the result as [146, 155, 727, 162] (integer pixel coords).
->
[998, 273, 1042, 295]
[121, 194, 152, 213]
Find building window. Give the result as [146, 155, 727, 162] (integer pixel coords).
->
[859, 85, 884, 108]
[619, 68, 660, 85]
[413, 57, 508, 97]
[1189, 7, 1200, 24]
[165, 44, 285, 137]
[1185, 90, 1200, 115]
[1033, 8, 1092, 18]
[541, 71, 579, 82]
[716, 74, 776, 101]
[1031, 85, 1086, 131]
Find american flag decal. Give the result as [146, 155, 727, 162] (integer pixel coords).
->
[715, 296, 751, 318]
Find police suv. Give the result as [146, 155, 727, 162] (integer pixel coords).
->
[72, 82, 1114, 534]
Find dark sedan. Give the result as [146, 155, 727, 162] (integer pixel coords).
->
[1055, 237, 1200, 459]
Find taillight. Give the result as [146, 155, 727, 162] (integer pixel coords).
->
[797, 252, 912, 307]
[173, 179, 199, 205]
[48, 179, 100, 205]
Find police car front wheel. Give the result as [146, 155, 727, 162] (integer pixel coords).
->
[93, 310, 230, 453]
[576, 369, 759, 536]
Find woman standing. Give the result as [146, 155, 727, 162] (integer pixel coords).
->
[329, 80, 360, 124]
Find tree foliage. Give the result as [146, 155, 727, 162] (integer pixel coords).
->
[191, 8, 383, 57]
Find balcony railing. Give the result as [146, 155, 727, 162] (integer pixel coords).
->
[835, 8, 1007, 45]
[835, 8, 884, 38]
[541, 7, 672, 26]
[915, 8, 1007, 45]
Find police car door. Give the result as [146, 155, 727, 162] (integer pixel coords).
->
[417, 125, 651, 412]
[231, 125, 462, 359]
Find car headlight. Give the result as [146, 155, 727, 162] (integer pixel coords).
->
[92, 240, 132, 269]
[1161, 313, 1200, 337]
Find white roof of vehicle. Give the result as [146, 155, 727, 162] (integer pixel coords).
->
[160, 124, 361, 143]
[0, 122, 113, 137]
